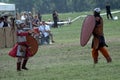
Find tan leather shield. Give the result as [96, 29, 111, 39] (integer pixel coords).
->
[26, 35, 38, 56]
[80, 15, 95, 47]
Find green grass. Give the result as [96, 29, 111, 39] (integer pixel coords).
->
[0, 12, 120, 80]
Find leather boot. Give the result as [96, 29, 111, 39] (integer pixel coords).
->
[22, 59, 28, 70]
[17, 62, 21, 71]
[106, 57, 112, 63]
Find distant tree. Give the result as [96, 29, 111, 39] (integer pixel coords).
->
[1, 0, 120, 13]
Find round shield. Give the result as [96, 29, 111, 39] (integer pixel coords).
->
[80, 15, 95, 47]
[26, 35, 38, 56]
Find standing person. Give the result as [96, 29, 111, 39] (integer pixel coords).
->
[32, 15, 40, 27]
[92, 8, 112, 64]
[0, 17, 4, 28]
[9, 20, 33, 71]
[21, 12, 27, 22]
[25, 12, 33, 29]
[38, 12, 42, 22]
[106, 2, 113, 20]
[52, 10, 59, 28]
[3, 15, 11, 27]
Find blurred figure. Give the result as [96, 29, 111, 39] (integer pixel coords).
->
[25, 12, 33, 28]
[32, 15, 40, 27]
[38, 21, 55, 45]
[106, 2, 113, 20]
[52, 10, 59, 28]
[38, 12, 42, 22]
[38, 21, 50, 45]
[0, 17, 4, 28]
[21, 12, 27, 21]
[3, 15, 10, 27]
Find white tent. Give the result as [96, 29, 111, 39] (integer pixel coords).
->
[0, 2, 15, 11]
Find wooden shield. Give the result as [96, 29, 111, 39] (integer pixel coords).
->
[80, 15, 95, 47]
[26, 35, 38, 56]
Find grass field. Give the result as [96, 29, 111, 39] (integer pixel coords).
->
[0, 11, 120, 80]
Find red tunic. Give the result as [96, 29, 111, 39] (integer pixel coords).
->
[9, 30, 32, 57]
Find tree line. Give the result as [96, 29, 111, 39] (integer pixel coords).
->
[0, 0, 120, 14]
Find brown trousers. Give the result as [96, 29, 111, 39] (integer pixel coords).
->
[92, 47, 112, 64]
